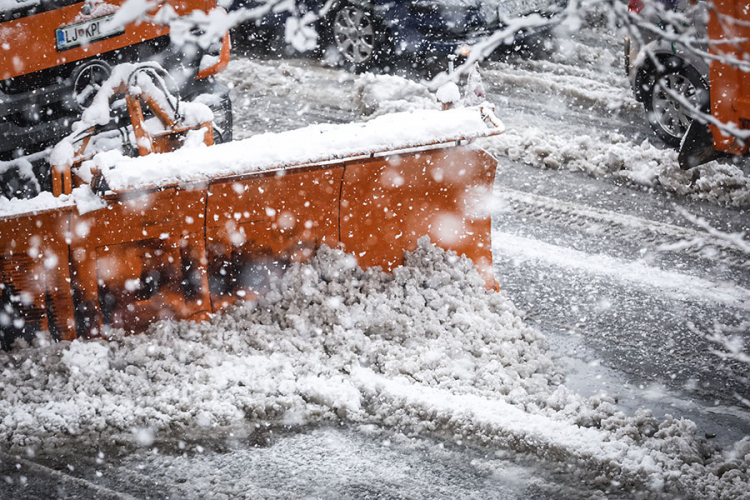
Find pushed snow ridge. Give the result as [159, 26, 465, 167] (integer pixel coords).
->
[0, 238, 748, 498]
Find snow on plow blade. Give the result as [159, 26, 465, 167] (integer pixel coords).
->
[0, 107, 503, 346]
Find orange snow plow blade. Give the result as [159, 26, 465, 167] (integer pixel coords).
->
[0, 106, 503, 347]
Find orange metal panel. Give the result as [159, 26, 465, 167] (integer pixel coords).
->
[708, 0, 750, 155]
[68, 187, 210, 337]
[0, 0, 208, 81]
[205, 167, 344, 309]
[0, 208, 76, 341]
[339, 146, 498, 289]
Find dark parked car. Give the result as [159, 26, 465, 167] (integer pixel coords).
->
[230, 0, 566, 70]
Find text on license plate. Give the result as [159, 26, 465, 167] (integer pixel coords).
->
[55, 15, 124, 51]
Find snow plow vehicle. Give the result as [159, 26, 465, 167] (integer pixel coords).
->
[0, 0, 505, 350]
[0, 0, 232, 185]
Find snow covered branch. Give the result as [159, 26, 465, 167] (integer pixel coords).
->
[425, 11, 563, 91]
[108, 0, 333, 51]
[675, 206, 750, 397]
[674, 205, 750, 253]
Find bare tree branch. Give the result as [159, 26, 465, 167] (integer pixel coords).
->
[674, 205, 750, 253]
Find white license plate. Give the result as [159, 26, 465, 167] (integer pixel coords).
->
[55, 15, 124, 51]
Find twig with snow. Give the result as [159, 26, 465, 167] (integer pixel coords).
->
[424, 12, 561, 91]
[676, 206, 750, 406]
[674, 205, 750, 254]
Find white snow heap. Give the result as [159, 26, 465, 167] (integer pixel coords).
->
[436, 82, 461, 106]
[0, 238, 554, 448]
[48, 139, 76, 170]
[0, 239, 748, 497]
[483, 129, 750, 208]
[354, 73, 438, 117]
[0, 184, 106, 219]
[0, 191, 75, 218]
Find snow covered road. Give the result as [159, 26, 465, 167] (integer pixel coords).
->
[201, 22, 750, 496]
[490, 160, 750, 443]
[221, 23, 750, 424]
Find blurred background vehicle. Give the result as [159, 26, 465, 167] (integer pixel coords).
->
[624, 0, 709, 147]
[229, 0, 566, 71]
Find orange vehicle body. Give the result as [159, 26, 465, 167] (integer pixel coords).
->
[707, 0, 750, 155]
[0, 0, 224, 82]
[0, 0, 231, 161]
[0, 142, 498, 343]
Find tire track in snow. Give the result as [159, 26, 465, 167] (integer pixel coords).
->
[505, 59, 629, 89]
[482, 63, 639, 116]
[492, 230, 750, 310]
[0, 450, 139, 500]
[355, 368, 673, 493]
[496, 188, 750, 270]
[490, 181, 750, 406]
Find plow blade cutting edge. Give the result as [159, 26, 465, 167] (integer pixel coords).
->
[0, 106, 503, 347]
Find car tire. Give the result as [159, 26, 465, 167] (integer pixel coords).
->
[642, 57, 709, 148]
[326, 2, 391, 72]
[212, 95, 233, 145]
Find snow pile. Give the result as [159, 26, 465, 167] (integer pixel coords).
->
[353, 73, 437, 117]
[1, 239, 749, 497]
[0, 185, 109, 218]
[0, 186, 95, 217]
[0, 0, 38, 13]
[551, 30, 619, 71]
[0, 155, 40, 195]
[0, 239, 555, 449]
[436, 82, 461, 106]
[219, 59, 308, 98]
[483, 129, 750, 207]
[0, 191, 73, 218]
[352, 73, 486, 117]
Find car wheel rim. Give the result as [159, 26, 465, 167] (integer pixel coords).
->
[651, 73, 701, 140]
[333, 6, 375, 64]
